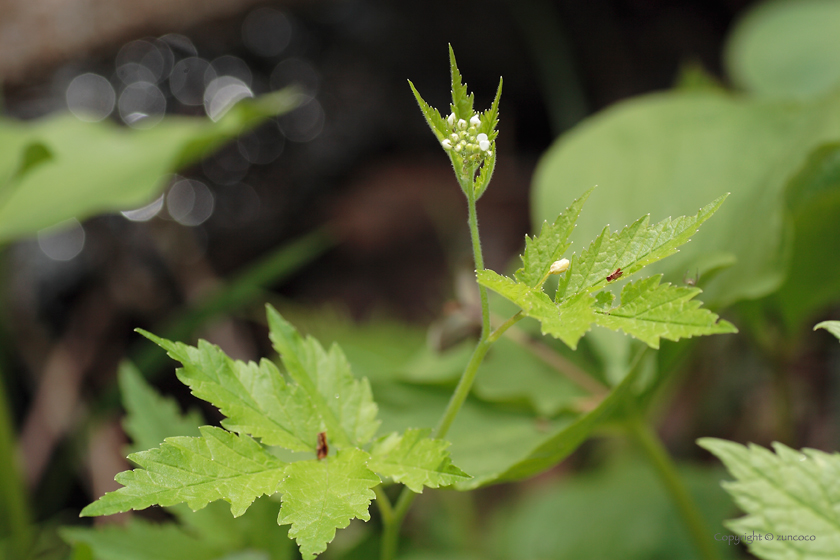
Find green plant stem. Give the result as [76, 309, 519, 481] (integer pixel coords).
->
[380, 177, 504, 560]
[373, 486, 394, 526]
[627, 413, 720, 560]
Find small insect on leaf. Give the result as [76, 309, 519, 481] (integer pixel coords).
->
[317, 432, 328, 460]
[606, 268, 623, 282]
[683, 269, 699, 286]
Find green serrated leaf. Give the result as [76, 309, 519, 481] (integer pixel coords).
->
[266, 305, 380, 449]
[594, 276, 737, 349]
[515, 187, 594, 288]
[278, 448, 379, 559]
[81, 426, 286, 518]
[476, 270, 595, 349]
[561, 195, 727, 299]
[137, 330, 320, 453]
[481, 78, 503, 141]
[407, 80, 447, 141]
[815, 320, 840, 342]
[367, 428, 470, 493]
[698, 438, 840, 559]
[118, 361, 202, 454]
[473, 148, 496, 199]
[448, 45, 474, 120]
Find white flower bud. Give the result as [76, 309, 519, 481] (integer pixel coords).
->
[458, 119, 467, 130]
[447, 113, 456, 126]
[470, 115, 481, 127]
[549, 258, 570, 275]
[476, 133, 490, 151]
[450, 133, 459, 143]
[441, 139, 452, 149]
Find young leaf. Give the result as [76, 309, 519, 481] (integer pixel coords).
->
[448, 45, 474, 120]
[698, 438, 840, 559]
[267, 305, 380, 449]
[515, 187, 594, 288]
[408, 80, 447, 141]
[367, 428, 470, 492]
[81, 426, 287, 518]
[138, 331, 321, 453]
[118, 361, 202, 454]
[594, 276, 737, 349]
[278, 448, 380, 559]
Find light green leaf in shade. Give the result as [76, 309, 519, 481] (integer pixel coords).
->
[138, 331, 320, 453]
[118, 361, 202, 454]
[367, 428, 470, 493]
[267, 305, 380, 449]
[557, 195, 727, 300]
[594, 276, 737, 349]
[277, 448, 380, 559]
[0, 89, 299, 243]
[815, 321, 840, 342]
[515, 186, 593, 288]
[80, 427, 286, 518]
[698, 438, 840, 560]
[726, 0, 840, 100]
[61, 519, 224, 560]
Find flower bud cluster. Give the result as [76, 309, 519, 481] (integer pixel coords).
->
[440, 112, 493, 161]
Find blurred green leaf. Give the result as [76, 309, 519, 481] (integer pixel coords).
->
[532, 90, 840, 309]
[815, 320, 840, 341]
[489, 459, 737, 560]
[770, 143, 840, 330]
[699, 438, 840, 560]
[0, 89, 298, 243]
[726, 0, 840, 100]
[62, 520, 223, 560]
[374, 349, 642, 489]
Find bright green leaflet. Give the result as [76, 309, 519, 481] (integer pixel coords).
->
[726, 0, 840, 100]
[0, 89, 298, 242]
[699, 438, 840, 560]
[81, 306, 469, 559]
[478, 193, 735, 350]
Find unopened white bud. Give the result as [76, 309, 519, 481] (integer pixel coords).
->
[549, 258, 570, 275]
[458, 119, 467, 130]
[441, 139, 452, 149]
[447, 113, 456, 126]
[470, 115, 481, 127]
[476, 133, 490, 152]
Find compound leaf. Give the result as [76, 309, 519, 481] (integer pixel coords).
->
[594, 276, 737, 349]
[81, 426, 287, 518]
[367, 428, 470, 493]
[278, 448, 379, 559]
[698, 438, 840, 560]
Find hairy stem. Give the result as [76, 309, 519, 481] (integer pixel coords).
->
[627, 412, 720, 560]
